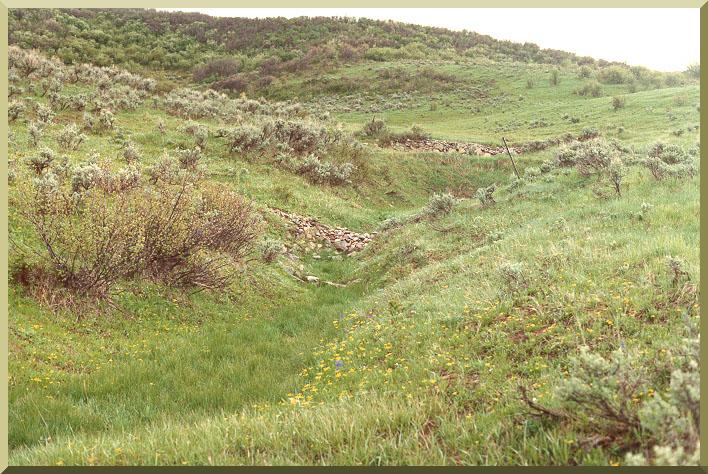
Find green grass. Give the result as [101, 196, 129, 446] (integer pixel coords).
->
[8, 53, 700, 466]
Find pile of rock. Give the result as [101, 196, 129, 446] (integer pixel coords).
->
[271, 208, 375, 255]
[389, 138, 522, 156]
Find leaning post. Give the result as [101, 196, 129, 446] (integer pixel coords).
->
[502, 136, 520, 179]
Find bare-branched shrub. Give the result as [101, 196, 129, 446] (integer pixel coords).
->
[12, 161, 261, 299]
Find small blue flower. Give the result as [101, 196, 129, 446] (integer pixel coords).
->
[335, 360, 344, 370]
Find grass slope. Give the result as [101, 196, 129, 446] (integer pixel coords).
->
[7, 34, 700, 466]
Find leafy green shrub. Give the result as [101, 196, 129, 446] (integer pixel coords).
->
[39, 77, 62, 97]
[226, 124, 264, 154]
[35, 103, 54, 124]
[8, 166, 17, 185]
[475, 184, 496, 206]
[505, 176, 526, 192]
[9, 101, 25, 122]
[70, 161, 104, 193]
[382, 194, 455, 229]
[549, 69, 559, 86]
[176, 147, 202, 170]
[644, 142, 697, 181]
[379, 215, 407, 232]
[532, 320, 699, 467]
[598, 65, 632, 84]
[579, 127, 600, 140]
[122, 141, 141, 164]
[612, 96, 626, 111]
[497, 261, 528, 295]
[529, 118, 549, 129]
[192, 127, 209, 149]
[267, 119, 328, 156]
[577, 65, 593, 79]
[259, 238, 284, 263]
[555, 346, 645, 437]
[296, 155, 354, 185]
[606, 157, 626, 196]
[665, 73, 683, 87]
[684, 63, 699, 79]
[180, 122, 209, 149]
[555, 139, 628, 195]
[99, 109, 115, 130]
[25, 147, 55, 175]
[8, 84, 23, 98]
[524, 166, 541, 179]
[362, 118, 387, 137]
[56, 124, 86, 151]
[27, 121, 44, 147]
[665, 255, 690, 286]
[556, 139, 618, 172]
[378, 124, 431, 146]
[635, 202, 654, 221]
[420, 193, 455, 218]
[575, 81, 602, 97]
[542, 329, 698, 466]
[539, 160, 554, 173]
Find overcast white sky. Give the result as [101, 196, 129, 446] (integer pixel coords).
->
[162, 8, 699, 72]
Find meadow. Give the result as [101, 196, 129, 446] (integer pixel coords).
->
[7, 9, 700, 466]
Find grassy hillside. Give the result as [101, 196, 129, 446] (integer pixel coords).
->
[7, 10, 700, 466]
